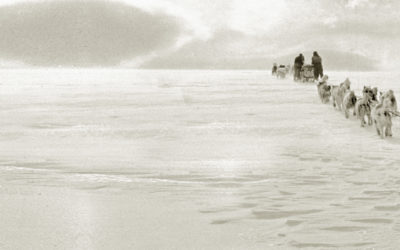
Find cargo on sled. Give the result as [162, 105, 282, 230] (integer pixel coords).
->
[300, 64, 314, 82]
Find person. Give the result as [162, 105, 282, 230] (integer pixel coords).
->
[293, 53, 304, 81]
[312, 51, 323, 80]
[271, 63, 278, 75]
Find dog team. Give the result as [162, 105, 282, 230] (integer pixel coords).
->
[317, 75, 398, 139]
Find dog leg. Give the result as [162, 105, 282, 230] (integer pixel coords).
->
[386, 125, 393, 137]
[376, 124, 381, 136]
[345, 108, 349, 119]
[355, 103, 359, 117]
[368, 115, 372, 126]
[380, 126, 385, 139]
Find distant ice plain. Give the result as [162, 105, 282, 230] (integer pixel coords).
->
[1, 69, 400, 249]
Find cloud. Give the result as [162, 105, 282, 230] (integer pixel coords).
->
[141, 29, 263, 69]
[141, 28, 378, 71]
[117, 0, 215, 40]
[0, 0, 183, 66]
[0, 0, 398, 69]
[228, 0, 289, 35]
[346, 0, 370, 9]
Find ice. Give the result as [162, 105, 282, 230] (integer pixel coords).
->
[1, 69, 400, 249]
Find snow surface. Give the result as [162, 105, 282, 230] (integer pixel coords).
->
[1, 69, 400, 249]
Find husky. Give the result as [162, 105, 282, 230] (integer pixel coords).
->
[372, 103, 392, 139]
[381, 90, 398, 112]
[342, 90, 357, 119]
[355, 86, 373, 127]
[371, 90, 398, 138]
[317, 75, 331, 103]
[331, 78, 351, 110]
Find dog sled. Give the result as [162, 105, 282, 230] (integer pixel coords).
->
[300, 64, 314, 82]
[276, 65, 288, 79]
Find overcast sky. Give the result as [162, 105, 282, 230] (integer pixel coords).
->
[0, 0, 398, 70]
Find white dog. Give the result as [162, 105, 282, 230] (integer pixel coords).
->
[317, 75, 331, 103]
[372, 104, 392, 138]
[371, 90, 398, 138]
[381, 90, 398, 112]
[331, 78, 351, 110]
[342, 90, 357, 119]
[355, 86, 373, 127]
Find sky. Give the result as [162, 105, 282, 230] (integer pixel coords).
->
[0, 0, 398, 70]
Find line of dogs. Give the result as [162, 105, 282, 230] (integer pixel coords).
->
[317, 75, 398, 139]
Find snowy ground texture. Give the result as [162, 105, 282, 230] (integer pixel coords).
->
[1, 69, 400, 249]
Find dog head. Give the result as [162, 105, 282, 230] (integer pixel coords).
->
[363, 86, 374, 100]
[349, 91, 357, 105]
[342, 78, 351, 90]
[382, 90, 398, 111]
[323, 85, 331, 92]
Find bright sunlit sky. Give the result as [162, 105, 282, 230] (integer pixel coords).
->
[0, 0, 398, 70]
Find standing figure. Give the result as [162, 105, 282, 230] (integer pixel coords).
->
[271, 63, 278, 75]
[293, 53, 304, 81]
[312, 51, 323, 80]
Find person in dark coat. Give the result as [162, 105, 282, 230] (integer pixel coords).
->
[293, 54, 304, 81]
[272, 63, 278, 75]
[312, 51, 323, 80]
